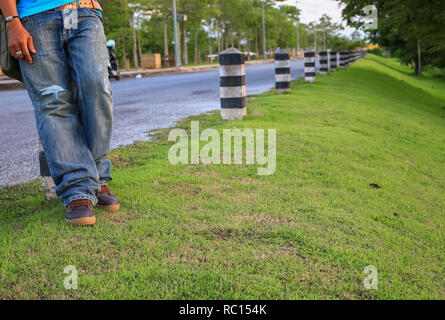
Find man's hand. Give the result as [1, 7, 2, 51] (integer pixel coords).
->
[7, 19, 36, 64]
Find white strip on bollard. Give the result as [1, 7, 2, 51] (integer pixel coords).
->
[38, 139, 57, 201]
[219, 48, 246, 120]
[275, 50, 291, 94]
[304, 51, 316, 83]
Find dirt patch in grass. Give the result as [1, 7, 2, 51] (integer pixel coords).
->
[257, 247, 299, 260]
[250, 109, 265, 117]
[231, 176, 267, 185]
[164, 245, 209, 267]
[234, 214, 296, 227]
[109, 155, 133, 168]
[165, 182, 202, 197]
[98, 210, 139, 225]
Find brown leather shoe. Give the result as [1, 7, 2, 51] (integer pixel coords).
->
[97, 185, 120, 212]
[66, 199, 96, 226]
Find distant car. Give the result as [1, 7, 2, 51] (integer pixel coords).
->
[206, 54, 219, 63]
[242, 52, 258, 61]
[206, 52, 258, 63]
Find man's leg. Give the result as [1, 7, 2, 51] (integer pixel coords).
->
[19, 10, 100, 207]
[66, 8, 113, 186]
[66, 8, 119, 212]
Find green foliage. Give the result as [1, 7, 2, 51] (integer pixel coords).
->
[99, 0, 359, 67]
[337, 0, 445, 76]
[367, 48, 384, 57]
[101, 0, 132, 65]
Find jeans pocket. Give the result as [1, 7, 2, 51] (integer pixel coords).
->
[20, 15, 34, 29]
[20, 16, 37, 34]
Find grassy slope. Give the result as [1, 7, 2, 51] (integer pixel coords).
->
[0, 55, 444, 300]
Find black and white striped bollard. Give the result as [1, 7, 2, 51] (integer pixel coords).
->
[319, 50, 329, 76]
[304, 51, 316, 83]
[330, 50, 337, 71]
[219, 48, 246, 120]
[275, 50, 291, 94]
[38, 140, 57, 201]
[345, 51, 351, 67]
[351, 51, 357, 63]
[339, 51, 347, 69]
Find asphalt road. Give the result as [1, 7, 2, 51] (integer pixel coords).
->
[0, 59, 315, 186]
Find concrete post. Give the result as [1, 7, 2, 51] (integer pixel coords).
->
[38, 140, 57, 201]
[339, 51, 347, 69]
[319, 50, 328, 76]
[330, 50, 337, 71]
[304, 51, 316, 83]
[219, 48, 246, 120]
[351, 50, 357, 63]
[345, 51, 351, 67]
[275, 50, 291, 94]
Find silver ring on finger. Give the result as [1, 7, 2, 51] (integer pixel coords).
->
[16, 51, 23, 57]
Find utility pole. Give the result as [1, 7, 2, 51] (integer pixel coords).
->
[417, 39, 422, 79]
[314, 27, 317, 53]
[296, 0, 300, 57]
[311, 4, 318, 53]
[323, 29, 327, 50]
[172, 0, 181, 67]
[262, 0, 266, 60]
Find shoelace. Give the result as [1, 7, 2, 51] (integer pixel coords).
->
[69, 199, 92, 208]
[100, 185, 111, 194]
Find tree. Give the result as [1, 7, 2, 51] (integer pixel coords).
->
[99, 0, 362, 68]
[101, 0, 132, 68]
[318, 14, 343, 50]
[337, 0, 445, 78]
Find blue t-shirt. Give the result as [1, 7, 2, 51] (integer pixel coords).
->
[17, 0, 101, 18]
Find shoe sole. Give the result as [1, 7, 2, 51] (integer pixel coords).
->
[96, 203, 120, 212]
[65, 216, 96, 226]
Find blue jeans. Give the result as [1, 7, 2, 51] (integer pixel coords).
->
[19, 8, 113, 206]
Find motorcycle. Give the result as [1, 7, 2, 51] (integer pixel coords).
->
[107, 40, 120, 80]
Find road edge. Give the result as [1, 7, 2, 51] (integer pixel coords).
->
[0, 58, 306, 91]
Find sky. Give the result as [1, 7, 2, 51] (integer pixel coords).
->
[280, 0, 356, 37]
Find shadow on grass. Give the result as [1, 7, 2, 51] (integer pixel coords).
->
[366, 56, 445, 93]
[341, 63, 445, 119]
[369, 56, 416, 77]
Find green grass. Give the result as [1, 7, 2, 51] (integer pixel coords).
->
[1, 55, 444, 299]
